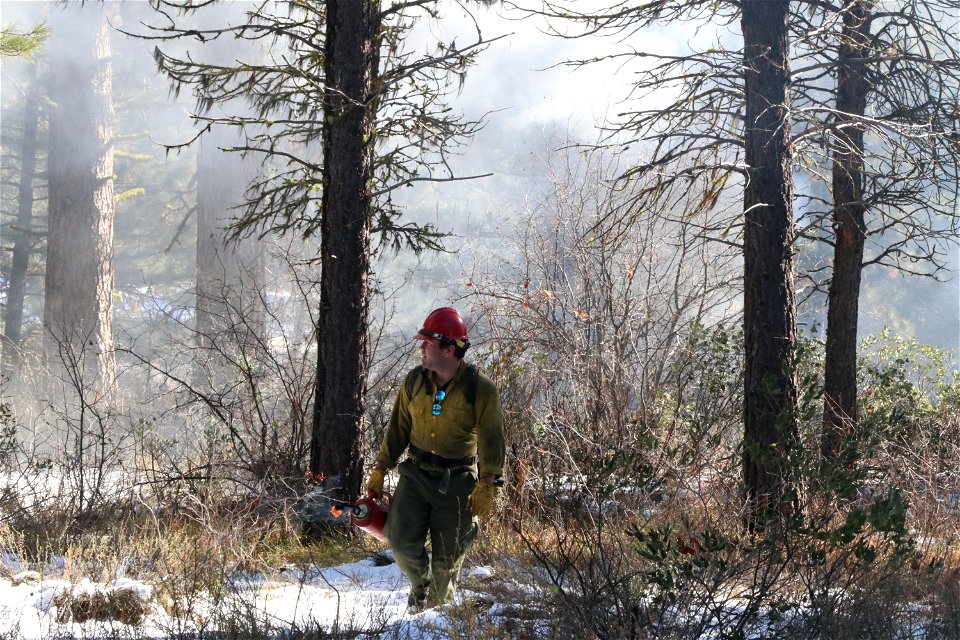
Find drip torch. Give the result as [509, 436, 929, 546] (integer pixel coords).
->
[351, 492, 391, 542]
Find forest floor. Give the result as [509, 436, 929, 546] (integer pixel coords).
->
[0, 548, 547, 640]
[2, 524, 955, 639]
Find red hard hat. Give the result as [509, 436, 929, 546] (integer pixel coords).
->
[415, 307, 470, 348]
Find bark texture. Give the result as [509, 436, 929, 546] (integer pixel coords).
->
[822, 1, 871, 461]
[741, 0, 799, 530]
[44, 5, 116, 386]
[310, 0, 382, 508]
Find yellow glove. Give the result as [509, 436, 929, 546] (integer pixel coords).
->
[365, 468, 385, 498]
[469, 481, 497, 518]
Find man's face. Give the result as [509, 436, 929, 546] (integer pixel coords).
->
[420, 337, 453, 372]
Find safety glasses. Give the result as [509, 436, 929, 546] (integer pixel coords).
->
[432, 389, 446, 416]
[417, 329, 467, 349]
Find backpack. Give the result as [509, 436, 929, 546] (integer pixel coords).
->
[404, 364, 479, 405]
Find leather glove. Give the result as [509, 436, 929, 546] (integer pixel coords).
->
[365, 468, 385, 498]
[469, 481, 497, 518]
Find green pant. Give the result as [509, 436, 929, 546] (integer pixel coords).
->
[386, 460, 478, 606]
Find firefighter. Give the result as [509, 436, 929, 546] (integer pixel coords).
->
[365, 307, 505, 612]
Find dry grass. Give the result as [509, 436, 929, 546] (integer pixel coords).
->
[53, 583, 152, 625]
[1, 485, 959, 639]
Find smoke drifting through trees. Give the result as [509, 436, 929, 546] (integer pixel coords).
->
[44, 2, 117, 389]
[0, 4, 960, 636]
[1, 59, 41, 377]
[0, 0, 957, 553]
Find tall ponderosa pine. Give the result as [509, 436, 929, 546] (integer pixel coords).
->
[820, 0, 870, 459]
[797, 0, 960, 460]
[740, 0, 798, 529]
[44, 3, 116, 386]
[309, 0, 381, 505]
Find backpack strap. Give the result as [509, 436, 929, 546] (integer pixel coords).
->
[404, 366, 431, 399]
[464, 363, 478, 406]
[404, 364, 479, 405]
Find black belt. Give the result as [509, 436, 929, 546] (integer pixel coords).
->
[409, 444, 477, 494]
[409, 444, 477, 468]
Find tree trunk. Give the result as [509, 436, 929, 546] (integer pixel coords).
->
[2, 60, 41, 377]
[822, 1, 871, 461]
[310, 0, 381, 512]
[741, 0, 799, 531]
[195, 124, 264, 355]
[44, 4, 116, 387]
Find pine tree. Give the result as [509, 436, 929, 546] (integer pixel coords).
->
[44, 3, 117, 387]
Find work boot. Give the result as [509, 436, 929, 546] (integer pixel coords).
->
[407, 585, 428, 614]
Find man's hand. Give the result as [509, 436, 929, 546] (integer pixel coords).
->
[468, 481, 497, 518]
[366, 468, 385, 498]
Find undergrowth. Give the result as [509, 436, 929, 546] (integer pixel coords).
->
[2, 331, 960, 639]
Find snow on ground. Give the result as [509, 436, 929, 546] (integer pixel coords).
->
[0, 549, 943, 639]
[0, 551, 511, 640]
